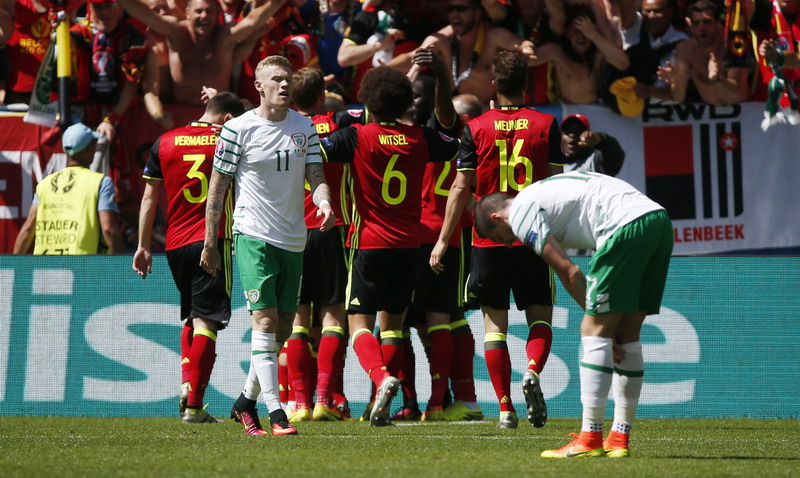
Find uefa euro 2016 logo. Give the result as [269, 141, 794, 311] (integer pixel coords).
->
[50, 169, 76, 194]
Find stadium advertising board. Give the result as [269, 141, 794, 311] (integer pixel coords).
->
[1, 256, 797, 418]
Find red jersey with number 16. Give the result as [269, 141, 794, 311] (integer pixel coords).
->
[458, 106, 566, 248]
[143, 122, 232, 250]
[322, 121, 459, 249]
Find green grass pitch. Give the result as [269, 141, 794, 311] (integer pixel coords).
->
[1, 417, 798, 477]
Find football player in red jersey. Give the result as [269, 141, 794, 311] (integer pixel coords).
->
[133, 92, 246, 424]
[396, 49, 482, 422]
[321, 66, 459, 426]
[285, 67, 362, 422]
[430, 51, 566, 430]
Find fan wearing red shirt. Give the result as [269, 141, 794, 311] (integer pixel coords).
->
[282, 67, 362, 423]
[3, 0, 82, 104]
[133, 92, 246, 424]
[321, 66, 459, 427]
[430, 51, 566, 430]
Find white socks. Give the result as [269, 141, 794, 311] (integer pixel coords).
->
[241, 363, 261, 401]
[611, 341, 644, 434]
[252, 330, 282, 413]
[580, 336, 613, 433]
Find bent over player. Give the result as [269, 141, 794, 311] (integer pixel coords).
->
[474, 172, 673, 458]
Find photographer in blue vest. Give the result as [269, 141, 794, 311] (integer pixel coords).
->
[14, 123, 124, 255]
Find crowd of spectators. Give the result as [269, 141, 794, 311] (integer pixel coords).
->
[4, 0, 800, 251]
[7, 0, 800, 111]
[6, 0, 800, 115]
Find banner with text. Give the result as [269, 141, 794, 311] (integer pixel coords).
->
[556, 102, 800, 254]
[2, 103, 799, 254]
[1, 256, 797, 419]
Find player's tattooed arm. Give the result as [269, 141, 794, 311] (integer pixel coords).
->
[307, 163, 331, 206]
[306, 163, 335, 232]
[200, 170, 233, 275]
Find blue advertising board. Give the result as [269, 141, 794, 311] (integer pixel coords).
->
[0, 256, 797, 418]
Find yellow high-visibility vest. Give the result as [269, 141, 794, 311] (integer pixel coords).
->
[33, 166, 106, 255]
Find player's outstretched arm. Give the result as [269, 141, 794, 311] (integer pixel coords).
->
[306, 163, 335, 232]
[133, 180, 163, 279]
[201, 169, 232, 276]
[540, 236, 586, 309]
[430, 170, 473, 274]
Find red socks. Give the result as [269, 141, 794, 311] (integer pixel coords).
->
[450, 319, 477, 402]
[316, 327, 344, 405]
[187, 327, 217, 408]
[353, 329, 389, 387]
[380, 330, 404, 378]
[427, 325, 452, 408]
[180, 321, 193, 384]
[526, 321, 553, 374]
[279, 345, 289, 403]
[399, 334, 417, 405]
[485, 333, 514, 413]
[287, 326, 313, 409]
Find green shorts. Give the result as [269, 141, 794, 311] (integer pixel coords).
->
[585, 210, 673, 316]
[234, 234, 304, 313]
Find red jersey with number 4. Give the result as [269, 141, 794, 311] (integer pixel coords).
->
[322, 122, 459, 249]
[458, 106, 566, 248]
[143, 122, 232, 250]
[303, 110, 363, 228]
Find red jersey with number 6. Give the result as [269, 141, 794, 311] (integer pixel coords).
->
[143, 122, 232, 250]
[457, 106, 566, 247]
[322, 121, 459, 249]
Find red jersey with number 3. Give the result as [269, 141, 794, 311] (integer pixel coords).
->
[143, 122, 232, 250]
[458, 106, 566, 248]
[322, 122, 459, 249]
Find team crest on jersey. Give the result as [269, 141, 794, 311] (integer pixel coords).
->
[438, 131, 455, 142]
[215, 139, 225, 157]
[291, 133, 306, 148]
[525, 231, 538, 247]
[246, 289, 260, 303]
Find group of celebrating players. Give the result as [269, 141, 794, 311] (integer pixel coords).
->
[133, 45, 671, 460]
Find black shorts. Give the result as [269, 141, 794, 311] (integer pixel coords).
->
[299, 225, 348, 307]
[407, 243, 463, 326]
[347, 248, 417, 315]
[166, 239, 232, 329]
[468, 245, 554, 310]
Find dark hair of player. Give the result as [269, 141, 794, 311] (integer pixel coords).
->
[206, 91, 246, 118]
[291, 67, 326, 110]
[357, 66, 413, 120]
[492, 51, 528, 99]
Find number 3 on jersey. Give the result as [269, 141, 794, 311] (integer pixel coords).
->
[496, 139, 533, 192]
[382, 153, 407, 205]
[182, 154, 208, 203]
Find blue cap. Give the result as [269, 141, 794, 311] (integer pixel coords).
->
[62, 123, 102, 155]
